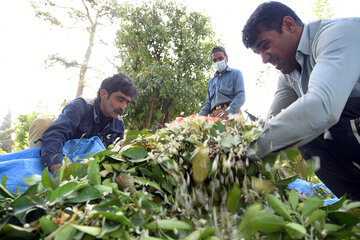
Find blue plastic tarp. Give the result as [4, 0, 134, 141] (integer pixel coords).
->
[288, 178, 339, 205]
[0, 136, 105, 193]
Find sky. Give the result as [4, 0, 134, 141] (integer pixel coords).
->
[0, 0, 359, 123]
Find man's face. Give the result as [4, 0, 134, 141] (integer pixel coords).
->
[211, 51, 228, 64]
[100, 89, 131, 118]
[251, 20, 299, 74]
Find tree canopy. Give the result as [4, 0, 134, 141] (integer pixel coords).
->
[0, 111, 14, 153]
[115, 0, 219, 129]
[30, 0, 121, 98]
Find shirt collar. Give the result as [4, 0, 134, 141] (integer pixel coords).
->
[214, 66, 232, 76]
[296, 24, 310, 56]
[93, 97, 102, 124]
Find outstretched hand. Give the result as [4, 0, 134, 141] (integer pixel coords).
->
[49, 163, 62, 177]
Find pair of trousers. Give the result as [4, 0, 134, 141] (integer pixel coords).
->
[299, 97, 360, 200]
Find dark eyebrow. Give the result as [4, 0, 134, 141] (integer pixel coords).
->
[255, 39, 269, 50]
[117, 96, 130, 104]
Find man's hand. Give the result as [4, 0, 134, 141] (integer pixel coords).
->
[217, 111, 229, 120]
[49, 163, 62, 177]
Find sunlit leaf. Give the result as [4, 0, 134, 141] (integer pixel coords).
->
[250, 214, 285, 233]
[302, 197, 323, 217]
[71, 224, 101, 236]
[191, 146, 210, 183]
[88, 158, 101, 186]
[146, 220, 193, 231]
[48, 182, 85, 204]
[288, 189, 299, 211]
[63, 163, 88, 180]
[266, 194, 292, 221]
[285, 222, 306, 239]
[65, 186, 101, 203]
[227, 184, 241, 213]
[122, 146, 148, 159]
[238, 203, 262, 239]
[306, 209, 326, 227]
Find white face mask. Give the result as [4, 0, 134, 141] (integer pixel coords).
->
[214, 59, 227, 72]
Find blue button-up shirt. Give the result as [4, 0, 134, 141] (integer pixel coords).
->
[199, 67, 245, 115]
[40, 97, 124, 168]
[248, 18, 360, 159]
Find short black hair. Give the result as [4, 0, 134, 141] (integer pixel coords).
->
[242, 1, 303, 48]
[211, 46, 227, 56]
[97, 72, 138, 98]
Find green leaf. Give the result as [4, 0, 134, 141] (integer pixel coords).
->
[191, 146, 210, 184]
[39, 215, 58, 236]
[183, 229, 202, 240]
[327, 211, 360, 229]
[146, 220, 193, 231]
[41, 167, 55, 191]
[122, 146, 148, 159]
[306, 209, 326, 227]
[288, 189, 299, 211]
[95, 211, 133, 226]
[54, 159, 66, 188]
[324, 194, 346, 212]
[238, 203, 262, 239]
[0, 175, 15, 198]
[125, 129, 148, 142]
[266, 194, 292, 221]
[93, 184, 113, 195]
[250, 214, 285, 233]
[71, 224, 101, 236]
[200, 228, 216, 239]
[220, 136, 232, 148]
[94, 149, 116, 159]
[142, 237, 166, 240]
[13, 195, 46, 220]
[88, 158, 101, 186]
[48, 182, 85, 204]
[284, 148, 301, 161]
[301, 197, 323, 217]
[324, 223, 343, 232]
[275, 175, 298, 187]
[54, 225, 77, 240]
[22, 174, 41, 187]
[284, 222, 306, 239]
[242, 126, 259, 143]
[1, 174, 8, 185]
[227, 184, 241, 213]
[132, 176, 162, 191]
[62, 163, 88, 180]
[65, 186, 101, 203]
[210, 120, 226, 137]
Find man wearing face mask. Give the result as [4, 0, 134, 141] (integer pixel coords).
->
[199, 46, 245, 120]
[28, 73, 138, 176]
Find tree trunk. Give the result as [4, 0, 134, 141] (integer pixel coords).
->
[160, 98, 172, 126]
[146, 99, 155, 129]
[75, 9, 99, 98]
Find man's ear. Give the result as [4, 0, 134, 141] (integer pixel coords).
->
[282, 16, 296, 32]
[225, 55, 229, 63]
[100, 89, 109, 99]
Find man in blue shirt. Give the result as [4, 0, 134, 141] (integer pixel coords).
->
[242, 1, 360, 200]
[29, 73, 138, 176]
[199, 46, 245, 120]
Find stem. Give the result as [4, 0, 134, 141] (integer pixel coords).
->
[64, 133, 86, 167]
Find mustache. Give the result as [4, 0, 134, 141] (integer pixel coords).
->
[114, 109, 124, 116]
